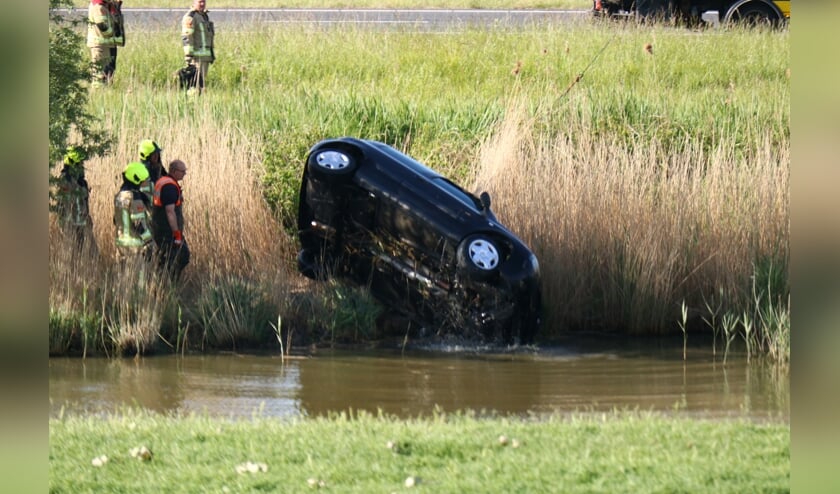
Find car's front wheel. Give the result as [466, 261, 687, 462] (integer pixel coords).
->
[307, 147, 358, 182]
[456, 234, 500, 282]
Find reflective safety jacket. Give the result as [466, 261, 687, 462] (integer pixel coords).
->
[114, 190, 153, 249]
[152, 176, 184, 243]
[87, 0, 123, 48]
[182, 9, 214, 62]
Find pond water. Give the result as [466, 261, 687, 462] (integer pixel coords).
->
[49, 337, 789, 422]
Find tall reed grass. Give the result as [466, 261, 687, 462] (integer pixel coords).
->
[473, 103, 788, 356]
[49, 22, 788, 359]
[49, 219, 173, 356]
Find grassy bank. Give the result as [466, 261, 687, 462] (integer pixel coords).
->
[49, 409, 789, 493]
[49, 21, 789, 359]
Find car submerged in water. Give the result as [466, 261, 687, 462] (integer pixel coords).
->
[296, 138, 541, 344]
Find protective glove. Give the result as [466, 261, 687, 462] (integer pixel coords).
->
[173, 230, 183, 246]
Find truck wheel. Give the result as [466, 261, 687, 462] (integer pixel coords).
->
[725, 3, 780, 26]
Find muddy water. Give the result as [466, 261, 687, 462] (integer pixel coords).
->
[49, 339, 789, 421]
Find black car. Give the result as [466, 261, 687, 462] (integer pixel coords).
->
[296, 138, 541, 344]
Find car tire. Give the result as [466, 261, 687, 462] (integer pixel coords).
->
[456, 234, 501, 282]
[297, 249, 329, 281]
[307, 146, 358, 182]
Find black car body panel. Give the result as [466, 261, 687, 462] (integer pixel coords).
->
[297, 138, 541, 344]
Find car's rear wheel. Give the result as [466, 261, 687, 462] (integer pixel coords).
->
[307, 147, 358, 182]
[456, 235, 500, 282]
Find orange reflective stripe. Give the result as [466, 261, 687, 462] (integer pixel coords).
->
[152, 176, 182, 207]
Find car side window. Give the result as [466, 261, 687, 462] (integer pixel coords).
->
[434, 178, 484, 212]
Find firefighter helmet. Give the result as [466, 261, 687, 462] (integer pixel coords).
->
[124, 162, 150, 185]
[63, 146, 85, 166]
[138, 140, 162, 161]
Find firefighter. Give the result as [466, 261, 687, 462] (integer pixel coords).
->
[181, 0, 215, 94]
[87, 0, 125, 86]
[56, 147, 93, 242]
[138, 139, 164, 201]
[153, 160, 190, 280]
[114, 162, 155, 263]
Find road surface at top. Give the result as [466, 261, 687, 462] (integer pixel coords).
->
[60, 8, 591, 30]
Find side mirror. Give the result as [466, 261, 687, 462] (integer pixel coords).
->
[479, 191, 492, 211]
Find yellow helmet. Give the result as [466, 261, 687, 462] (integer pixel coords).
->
[124, 162, 150, 185]
[63, 146, 85, 166]
[138, 139, 162, 160]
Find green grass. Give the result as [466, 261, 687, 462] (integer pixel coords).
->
[49, 408, 789, 493]
[93, 23, 789, 160]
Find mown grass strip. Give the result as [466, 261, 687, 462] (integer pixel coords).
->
[50, 409, 789, 493]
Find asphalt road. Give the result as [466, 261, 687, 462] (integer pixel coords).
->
[60, 7, 591, 30]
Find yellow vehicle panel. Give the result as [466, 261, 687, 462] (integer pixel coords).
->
[773, 1, 790, 18]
